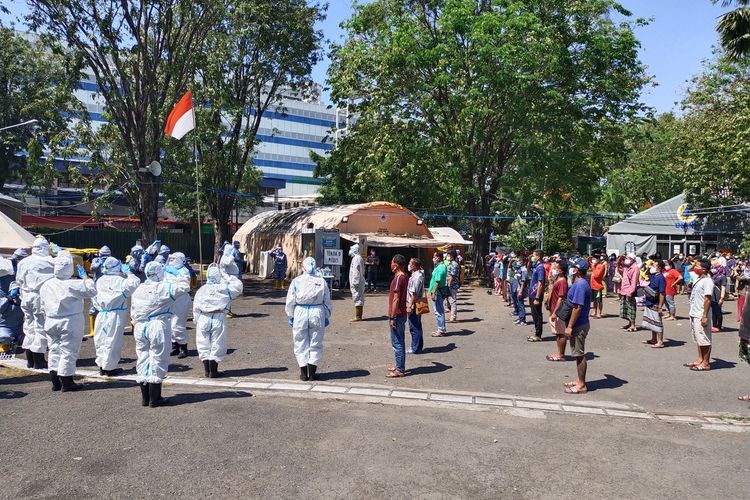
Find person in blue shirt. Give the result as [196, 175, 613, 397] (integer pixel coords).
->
[551, 257, 591, 394]
[527, 250, 547, 342]
[642, 260, 667, 348]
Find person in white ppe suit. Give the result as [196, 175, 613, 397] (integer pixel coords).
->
[164, 252, 192, 359]
[349, 243, 365, 321]
[193, 264, 243, 378]
[16, 236, 54, 369]
[131, 261, 190, 408]
[219, 243, 241, 317]
[93, 257, 141, 376]
[89, 245, 112, 282]
[286, 257, 331, 381]
[39, 251, 97, 392]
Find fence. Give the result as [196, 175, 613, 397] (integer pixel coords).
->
[33, 228, 219, 263]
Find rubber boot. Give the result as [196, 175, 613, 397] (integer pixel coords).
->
[60, 376, 80, 392]
[25, 349, 34, 368]
[202, 360, 210, 377]
[49, 370, 61, 392]
[307, 364, 318, 381]
[170, 342, 180, 356]
[208, 360, 222, 378]
[299, 366, 309, 381]
[87, 315, 95, 337]
[148, 383, 167, 407]
[350, 305, 363, 322]
[32, 351, 47, 370]
[99, 367, 106, 376]
[139, 382, 150, 407]
[177, 344, 188, 359]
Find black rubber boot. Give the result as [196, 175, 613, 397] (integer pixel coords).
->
[49, 370, 61, 392]
[307, 364, 318, 381]
[203, 360, 210, 377]
[99, 367, 106, 376]
[177, 344, 188, 359]
[139, 382, 150, 407]
[25, 349, 34, 368]
[299, 366, 309, 381]
[60, 376, 80, 392]
[170, 342, 180, 356]
[148, 383, 167, 407]
[32, 352, 47, 370]
[208, 360, 222, 378]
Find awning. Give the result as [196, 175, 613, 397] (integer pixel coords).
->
[428, 227, 472, 246]
[341, 233, 445, 248]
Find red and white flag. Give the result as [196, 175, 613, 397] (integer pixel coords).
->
[164, 90, 195, 140]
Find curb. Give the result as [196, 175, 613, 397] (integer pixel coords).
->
[2, 358, 748, 429]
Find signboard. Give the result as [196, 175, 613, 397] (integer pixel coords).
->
[324, 249, 343, 266]
[322, 238, 337, 248]
[676, 203, 696, 223]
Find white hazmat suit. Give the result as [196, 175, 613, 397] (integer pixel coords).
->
[220, 244, 240, 278]
[16, 236, 54, 368]
[93, 257, 141, 374]
[164, 252, 192, 357]
[193, 264, 243, 377]
[285, 257, 331, 381]
[39, 251, 97, 391]
[349, 244, 365, 320]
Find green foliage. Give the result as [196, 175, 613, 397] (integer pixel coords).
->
[739, 232, 750, 257]
[0, 28, 82, 190]
[544, 217, 574, 254]
[321, 0, 648, 269]
[500, 218, 535, 253]
[714, 0, 750, 60]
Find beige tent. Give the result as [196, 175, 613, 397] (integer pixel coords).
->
[0, 209, 35, 254]
[233, 202, 444, 277]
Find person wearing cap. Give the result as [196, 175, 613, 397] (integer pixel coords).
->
[39, 251, 98, 392]
[0, 281, 23, 351]
[349, 244, 365, 321]
[93, 257, 141, 376]
[193, 264, 243, 378]
[285, 256, 331, 381]
[686, 259, 714, 371]
[551, 257, 591, 394]
[131, 261, 191, 407]
[16, 236, 55, 369]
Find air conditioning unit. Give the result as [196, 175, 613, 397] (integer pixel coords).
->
[258, 250, 274, 278]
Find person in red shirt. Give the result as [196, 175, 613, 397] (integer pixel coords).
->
[662, 261, 684, 321]
[589, 255, 607, 319]
[387, 254, 409, 378]
[545, 261, 569, 361]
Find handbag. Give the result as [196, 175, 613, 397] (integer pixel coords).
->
[415, 296, 430, 315]
[638, 285, 658, 300]
[439, 285, 450, 297]
[612, 270, 622, 284]
[556, 298, 574, 324]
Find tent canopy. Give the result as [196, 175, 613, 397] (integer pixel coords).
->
[428, 227, 472, 246]
[0, 209, 36, 254]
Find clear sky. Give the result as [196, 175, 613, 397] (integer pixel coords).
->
[313, 1, 728, 113]
[3, 0, 730, 113]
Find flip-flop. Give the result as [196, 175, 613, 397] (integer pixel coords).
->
[689, 365, 710, 371]
[683, 362, 700, 367]
[564, 386, 588, 394]
[563, 381, 577, 387]
[738, 395, 750, 401]
[526, 336, 542, 342]
[386, 369, 405, 378]
[650, 344, 664, 349]
[642, 340, 657, 345]
[431, 332, 446, 337]
[546, 355, 565, 361]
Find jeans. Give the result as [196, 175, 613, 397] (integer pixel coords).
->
[366, 268, 377, 288]
[434, 293, 446, 333]
[529, 299, 543, 336]
[447, 287, 458, 320]
[407, 311, 423, 353]
[390, 316, 406, 371]
[665, 294, 676, 315]
[515, 294, 526, 322]
[711, 301, 723, 330]
[510, 286, 518, 314]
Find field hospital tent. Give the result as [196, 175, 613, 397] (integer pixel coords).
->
[233, 202, 461, 277]
[0, 209, 36, 255]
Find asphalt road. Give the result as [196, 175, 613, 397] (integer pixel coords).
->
[66, 279, 750, 416]
[1, 367, 747, 499]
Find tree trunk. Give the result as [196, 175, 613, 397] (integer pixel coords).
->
[138, 173, 161, 243]
[211, 195, 234, 261]
[471, 219, 492, 277]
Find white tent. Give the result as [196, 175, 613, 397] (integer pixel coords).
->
[0, 210, 36, 254]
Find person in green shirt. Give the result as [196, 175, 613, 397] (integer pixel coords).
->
[428, 251, 448, 337]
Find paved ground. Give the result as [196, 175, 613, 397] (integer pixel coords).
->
[1, 367, 748, 499]
[54, 278, 750, 416]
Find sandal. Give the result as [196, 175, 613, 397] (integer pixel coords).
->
[546, 354, 565, 361]
[650, 344, 664, 349]
[386, 369, 405, 378]
[563, 381, 577, 387]
[683, 362, 700, 367]
[431, 331, 446, 337]
[642, 339, 657, 345]
[526, 336, 542, 342]
[738, 395, 750, 401]
[564, 385, 588, 394]
[690, 365, 710, 371]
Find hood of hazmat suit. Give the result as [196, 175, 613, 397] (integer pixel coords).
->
[145, 261, 164, 283]
[53, 251, 74, 279]
[168, 252, 186, 268]
[32, 236, 50, 257]
[103, 257, 122, 275]
[99, 245, 112, 257]
[348, 244, 360, 258]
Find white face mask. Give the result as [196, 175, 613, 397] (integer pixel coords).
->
[624, 259, 632, 266]
[550, 269, 559, 278]
[649, 266, 658, 274]
[591, 259, 598, 265]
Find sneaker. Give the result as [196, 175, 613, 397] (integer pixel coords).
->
[406, 349, 414, 354]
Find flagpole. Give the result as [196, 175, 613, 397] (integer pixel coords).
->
[194, 134, 204, 285]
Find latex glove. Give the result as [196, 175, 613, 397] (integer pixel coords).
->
[9, 289, 19, 298]
[325, 318, 330, 327]
[121, 264, 131, 274]
[146, 239, 161, 254]
[76, 264, 88, 280]
[288, 318, 294, 327]
[51, 243, 62, 255]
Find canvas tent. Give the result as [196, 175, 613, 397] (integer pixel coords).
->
[233, 202, 464, 277]
[606, 194, 749, 258]
[0, 209, 36, 254]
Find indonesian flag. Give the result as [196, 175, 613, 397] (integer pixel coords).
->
[164, 90, 195, 140]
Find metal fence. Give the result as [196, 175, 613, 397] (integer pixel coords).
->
[35, 228, 219, 263]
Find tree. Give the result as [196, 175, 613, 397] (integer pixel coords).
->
[323, 0, 647, 272]
[163, 0, 325, 253]
[714, 0, 750, 59]
[28, 0, 221, 242]
[0, 28, 82, 190]
[500, 218, 535, 253]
